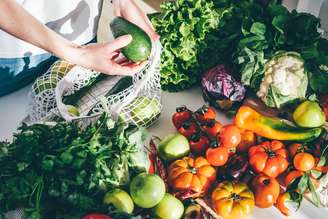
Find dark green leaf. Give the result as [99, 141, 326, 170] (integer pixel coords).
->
[298, 174, 309, 194]
[250, 22, 266, 36]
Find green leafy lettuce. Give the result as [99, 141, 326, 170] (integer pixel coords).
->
[150, 0, 229, 91]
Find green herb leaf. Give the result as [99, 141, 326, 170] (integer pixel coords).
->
[308, 176, 321, 207]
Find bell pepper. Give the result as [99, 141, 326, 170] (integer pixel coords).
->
[235, 106, 322, 141]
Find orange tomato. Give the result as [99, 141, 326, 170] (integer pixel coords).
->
[248, 140, 289, 178]
[251, 174, 280, 208]
[196, 105, 216, 122]
[168, 156, 216, 194]
[237, 130, 256, 153]
[202, 119, 222, 138]
[206, 147, 229, 167]
[219, 125, 241, 148]
[284, 170, 303, 187]
[293, 152, 315, 172]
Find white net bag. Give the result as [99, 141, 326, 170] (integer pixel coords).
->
[27, 41, 162, 127]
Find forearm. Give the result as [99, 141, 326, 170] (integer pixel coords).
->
[0, 0, 79, 61]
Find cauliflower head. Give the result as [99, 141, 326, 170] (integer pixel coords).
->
[257, 52, 308, 108]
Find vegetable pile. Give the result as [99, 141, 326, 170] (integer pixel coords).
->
[159, 103, 328, 218]
[0, 114, 150, 218]
[2, 0, 328, 218]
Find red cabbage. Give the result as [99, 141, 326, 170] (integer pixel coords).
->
[201, 65, 246, 110]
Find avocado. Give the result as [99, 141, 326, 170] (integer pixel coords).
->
[110, 17, 152, 62]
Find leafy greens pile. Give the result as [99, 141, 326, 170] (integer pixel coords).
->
[150, 0, 229, 91]
[229, 1, 328, 94]
[151, 0, 328, 96]
[0, 114, 149, 219]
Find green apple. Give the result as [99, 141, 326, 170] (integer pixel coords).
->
[152, 193, 184, 219]
[293, 101, 325, 128]
[66, 105, 80, 116]
[103, 189, 134, 214]
[129, 97, 161, 127]
[129, 173, 165, 208]
[158, 133, 190, 162]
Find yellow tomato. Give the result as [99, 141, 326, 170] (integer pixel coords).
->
[211, 181, 255, 219]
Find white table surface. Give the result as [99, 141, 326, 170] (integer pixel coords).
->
[1, 85, 327, 219]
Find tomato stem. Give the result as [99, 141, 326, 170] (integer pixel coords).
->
[266, 150, 276, 158]
[189, 167, 197, 174]
[230, 193, 242, 201]
[263, 179, 271, 186]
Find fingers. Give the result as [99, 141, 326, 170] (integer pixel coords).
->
[139, 13, 160, 41]
[107, 35, 132, 52]
[117, 0, 160, 41]
[109, 60, 148, 76]
[112, 0, 121, 16]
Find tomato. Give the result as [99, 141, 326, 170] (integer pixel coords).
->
[248, 140, 289, 178]
[172, 106, 191, 128]
[251, 174, 280, 208]
[206, 147, 229, 166]
[82, 214, 112, 219]
[284, 170, 303, 187]
[211, 181, 255, 219]
[202, 119, 222, 138]
[219, 125, 241, 148]
[237, 130, 256, 153]
[168, 156, 216, 194]
[196, 105, 216, 122]
[178, 122, 198, 138]
[293, 152, 315, 172]
[189, 134, 209, 155]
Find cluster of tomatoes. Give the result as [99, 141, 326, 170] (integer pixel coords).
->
[170, 105, 326, 218]
[172, 105, 242, 167]
[248, 139, 326, 216]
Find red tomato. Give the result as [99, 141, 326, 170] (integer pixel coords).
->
[189, 134, 209, 155]
[178, 122, 198, 138]
[82, 214, 112, 219]
[196, 105, 216, 122]
[206, 147, 229, 166]
[219, 125, 241, 148]
[202, 119, 222, 138]
[172, 106, 191, 128]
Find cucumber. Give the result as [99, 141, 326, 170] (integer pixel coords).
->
[105, 76, 132, 97]
[86, 76, 133, 116]
[110, 17, 152, 62]
[63, 74, 105, 105]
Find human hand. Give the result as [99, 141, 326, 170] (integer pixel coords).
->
[67, 35, 147, 75]
[112, 0, 160, 40]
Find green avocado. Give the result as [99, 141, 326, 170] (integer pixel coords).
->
[110, 17, 152, 62]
